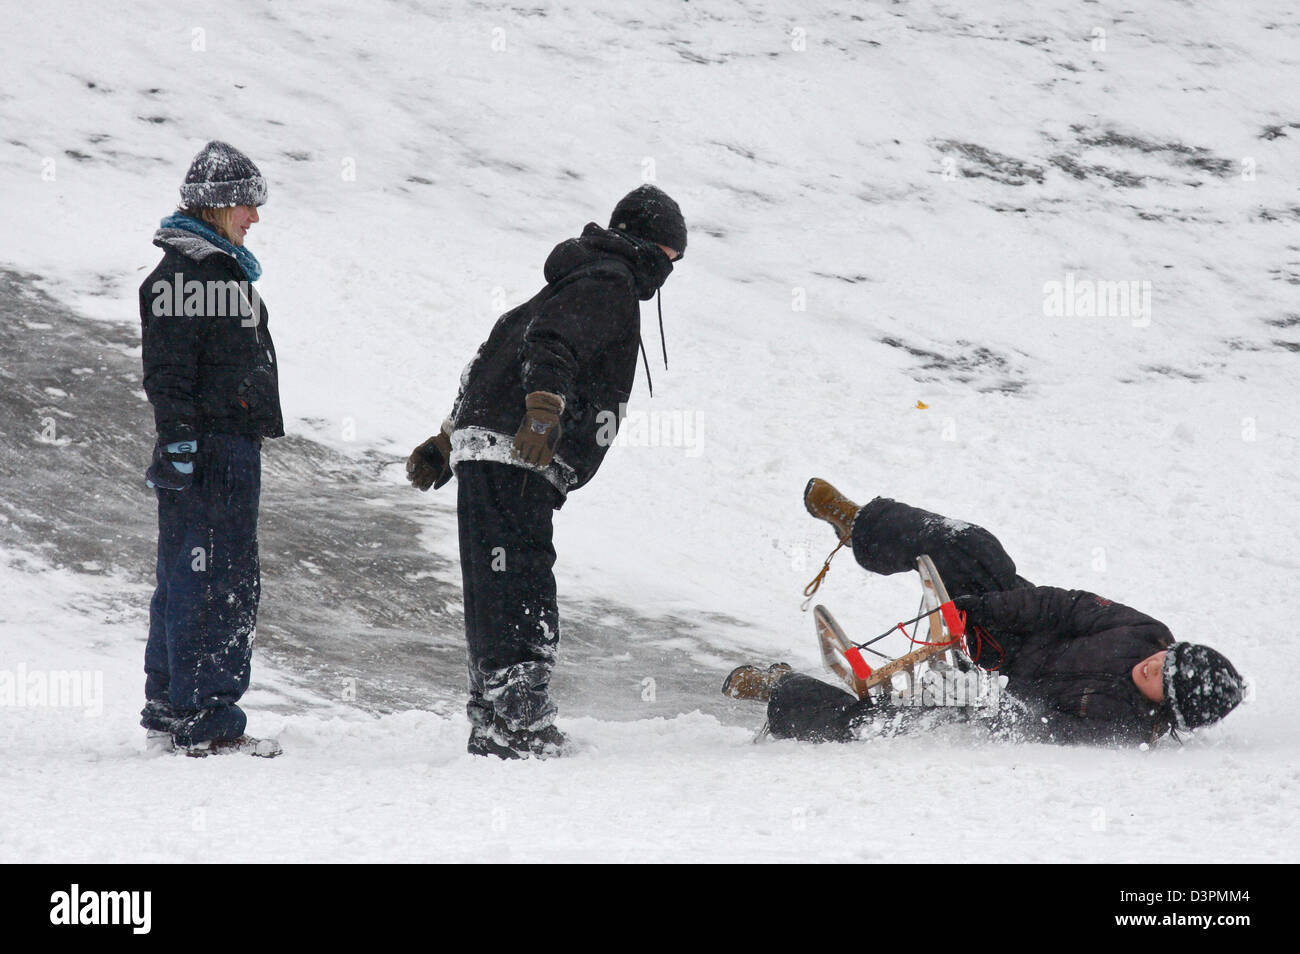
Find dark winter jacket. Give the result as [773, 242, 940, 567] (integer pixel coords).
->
[449, 223, 672, 496]
[139, 227, 283, 443]
[852, 496, 1033, 596]
[963, 586, 1174, 745]
[851, 497, 1172, 745]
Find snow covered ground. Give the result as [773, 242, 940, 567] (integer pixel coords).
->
[2, 0, 1299, 862]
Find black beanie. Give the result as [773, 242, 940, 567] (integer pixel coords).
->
[609, 185, 687, 256]
[1162, 642, 1245, 731]
[180, 141, 267, 208]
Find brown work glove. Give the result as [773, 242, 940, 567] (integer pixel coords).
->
[406, 421, 454, 491]
[512, 391, 564, 468]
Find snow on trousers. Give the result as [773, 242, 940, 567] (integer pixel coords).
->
[767, 496, 1023, 742]
[141, 434, 261, 744]
[456, 460, 564, 732]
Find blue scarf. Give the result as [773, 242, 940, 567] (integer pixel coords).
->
[159, 212, 263, 281]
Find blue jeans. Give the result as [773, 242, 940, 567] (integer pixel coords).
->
[142, 434, 261, 744]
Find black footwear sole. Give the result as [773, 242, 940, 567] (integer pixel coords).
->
[803, 477, 820, 517]
[179, 736, 283, 758]
[467, 736, 524, 760]
[467, 724, 572, 760]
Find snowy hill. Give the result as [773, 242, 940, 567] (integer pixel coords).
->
[2, 0, 1298, 862]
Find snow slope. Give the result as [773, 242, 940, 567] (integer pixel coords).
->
[4, 541, 1291, 864]
[2, 0, 1298, 862]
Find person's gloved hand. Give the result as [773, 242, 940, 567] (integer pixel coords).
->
[145, 439, 198, 491]
[407, 423, 454, 492]
[951, 593, 988, 621]
[512, 391, 564, 468]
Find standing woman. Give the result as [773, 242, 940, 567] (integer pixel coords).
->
[138, 141, 283, 757]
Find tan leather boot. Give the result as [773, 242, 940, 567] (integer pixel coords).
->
[722, 663, 794, 701]
[803, 478, 860, 541]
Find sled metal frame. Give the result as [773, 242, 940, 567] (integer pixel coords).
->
[815, 554, 965, 702]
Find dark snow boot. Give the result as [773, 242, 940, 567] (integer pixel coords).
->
[804, 478, 860, 541]
[722, 662, 794, 701]
[524, 724, 571, 759]
[467, 717, 571, 760]
[180, 735, 283, 758]
[467, 721, 523, 760]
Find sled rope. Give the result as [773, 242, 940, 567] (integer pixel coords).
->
[899, 626, 962, 649]
[800, 536, 849, 611]
[962, 622, 1004, 670]
[851, 606, 963, 652]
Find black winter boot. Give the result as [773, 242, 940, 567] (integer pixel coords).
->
[468, 717, 572, 760]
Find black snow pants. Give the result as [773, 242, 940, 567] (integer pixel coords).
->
[141, 434, 261, 744]
[767, 496, 1028, 742]
[456, 460, 565, 732]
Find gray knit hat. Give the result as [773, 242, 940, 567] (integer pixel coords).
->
[179, 141, 267, 208]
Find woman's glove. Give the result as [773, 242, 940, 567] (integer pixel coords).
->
[145, 439, 197, 491]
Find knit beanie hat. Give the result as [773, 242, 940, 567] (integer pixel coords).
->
[609, 185, 687, 257]
[1162, 642, 1245, 731]
[180, 141, 267, 208]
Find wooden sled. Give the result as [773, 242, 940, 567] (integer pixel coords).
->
[814, 554, 967, 701]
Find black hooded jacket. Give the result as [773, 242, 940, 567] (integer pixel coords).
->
[965, 586, 1175, 745]
[139, 229, 283, 443]
[450, 223, 672, 494]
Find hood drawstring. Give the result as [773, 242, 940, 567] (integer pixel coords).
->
[638, 290, 670, 398]
[638, 336, 653, 398]
[657, 289, 668, 372]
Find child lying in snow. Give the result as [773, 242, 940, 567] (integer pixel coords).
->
[724, 482, 1245, 746]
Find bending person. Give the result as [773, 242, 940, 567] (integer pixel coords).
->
[407, 186, 687, 759]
